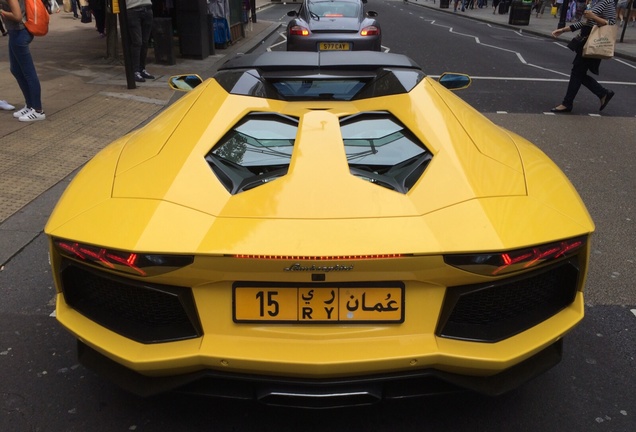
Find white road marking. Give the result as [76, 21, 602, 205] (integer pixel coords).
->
[631, 309, 636, 318]
[413, 18, 577, 76]
[614, 58, 636, 70]
[428, 75, 636, 86]
[267, 32, 288, 51]
[543, 112, 605, 116]
[399, 3, 635, 83]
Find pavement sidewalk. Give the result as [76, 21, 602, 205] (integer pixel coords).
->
[1, 0, 634, 266]
[0, 2, 282, 265]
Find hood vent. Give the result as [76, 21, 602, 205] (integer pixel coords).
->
[341, 111, 431, 194]
[206, 113, 299, 195]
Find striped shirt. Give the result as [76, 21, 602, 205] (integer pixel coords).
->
[570, 0, 616, 32]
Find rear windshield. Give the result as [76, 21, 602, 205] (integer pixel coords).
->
[309, 0, 360, 17]
[271, 79, 367, 101]
[214, 68, 425, 101]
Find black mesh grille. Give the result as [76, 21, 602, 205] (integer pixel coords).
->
[61, 263, 202, 344]
[438, 260, 579, 342]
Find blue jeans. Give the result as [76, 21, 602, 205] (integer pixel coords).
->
[126, 5, 154, 73]
[8, 28, 42, 111]
[72, 0, 80, 17]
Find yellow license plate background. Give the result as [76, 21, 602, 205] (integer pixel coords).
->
[234, 286, 403, 323]
[319, 42, 350, 51]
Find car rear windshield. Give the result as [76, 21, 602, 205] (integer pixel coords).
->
[309, 0, 360, 17]
[271, 79, 367, 100]
[214, 68, 425, 101]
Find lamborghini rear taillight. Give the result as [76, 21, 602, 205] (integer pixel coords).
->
[54, 240, 193, 277]
[443, 236, 586, 276]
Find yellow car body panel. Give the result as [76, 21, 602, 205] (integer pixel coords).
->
[46, 192, 591, 257]
[45, 52, 594, 403]
[55, 290, 584, 378]
[110, 79, 525, 220]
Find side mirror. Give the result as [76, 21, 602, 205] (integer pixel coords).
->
[169, 74, 203, 92]
[287, 10, 298, 16]
[367, 10, 378, 17]
[438, 73, 471, 91]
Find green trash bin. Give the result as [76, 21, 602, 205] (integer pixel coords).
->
[509, 0, 532, 25]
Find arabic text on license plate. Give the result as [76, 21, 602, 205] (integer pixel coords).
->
[233, 286, 403, 323]
[319, 42, 350, 51]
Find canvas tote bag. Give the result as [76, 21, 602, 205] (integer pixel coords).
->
[582, 25, 617, 59]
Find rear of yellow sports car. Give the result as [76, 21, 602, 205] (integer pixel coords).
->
[45, 53, 594, 407]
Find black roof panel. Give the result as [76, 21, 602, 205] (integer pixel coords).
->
[219, 51, 422, 74]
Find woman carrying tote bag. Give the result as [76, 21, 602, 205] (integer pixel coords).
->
[550, 0, 616, 113]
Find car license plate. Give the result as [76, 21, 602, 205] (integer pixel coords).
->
[233, 285, 404, 323]
[319, 42, 351, 51]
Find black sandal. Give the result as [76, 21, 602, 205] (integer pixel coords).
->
[550, 105, 572, 113]
[600, 90, 614, 112]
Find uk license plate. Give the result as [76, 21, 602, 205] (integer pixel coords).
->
[319, 42, 351, 51]
[233, 286, 404, 323]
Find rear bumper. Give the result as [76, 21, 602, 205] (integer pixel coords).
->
[78, 338, 563, 408]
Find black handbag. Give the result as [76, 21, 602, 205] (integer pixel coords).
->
[567, 35, 586, 52]
[567, 26, 593, 52]
[80, 6, 92, 23]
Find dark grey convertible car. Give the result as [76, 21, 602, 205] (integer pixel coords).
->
[286, 0, 381, 51]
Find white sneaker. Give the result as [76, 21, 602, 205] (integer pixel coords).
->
[0, 100, 15, 110]
[13, 106, 31, 118]
[18, 109, 46, 122]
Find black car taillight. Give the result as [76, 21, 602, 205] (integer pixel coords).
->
[443, 236, 586, 276]
[53, 240, 194, 277]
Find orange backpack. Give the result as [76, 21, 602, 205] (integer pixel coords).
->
[24, 0, 50, 36]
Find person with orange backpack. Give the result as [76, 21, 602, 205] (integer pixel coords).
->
[0, 0, 46, 121]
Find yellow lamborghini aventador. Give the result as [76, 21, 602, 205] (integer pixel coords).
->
[45, 51, 594, 408]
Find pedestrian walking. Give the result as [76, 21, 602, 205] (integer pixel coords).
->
[0, 0, 46, 121]
[71, 0, 80, 18]
[126, 0, 155, 83]
[574, 0, 586, 21]
[616, 0, 635, 25]
[536, 0, 553, 17]
[89, 0, 106, 37]
[0, 99, 15, 110]
[550, 0, 616, 113]
[48, 0, 60, 13]
[0, 11, 7, 35]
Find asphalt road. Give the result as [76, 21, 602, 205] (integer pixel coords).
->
[1, 1, 635, 430]
[261, 0, 636, 305]
[1, 235, 635, 431]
